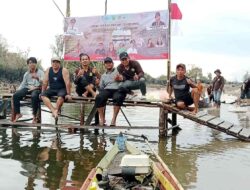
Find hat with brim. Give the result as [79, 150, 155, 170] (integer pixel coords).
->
[51, 57, 61, 62]
[176, 63, 186, 70]
[214, 69, 221, 74]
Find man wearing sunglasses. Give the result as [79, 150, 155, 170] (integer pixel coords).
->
[117, 52, 147, 100]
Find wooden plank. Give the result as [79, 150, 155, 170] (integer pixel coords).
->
[239, 128, 250, 138]
[208, 118, 224, 126]
[198, 114, 217, 122]
[195, 111, 208, 118]
[228, 126, 243, 134]
[85, 106, 97, 125]
[218, 121, 234, 130]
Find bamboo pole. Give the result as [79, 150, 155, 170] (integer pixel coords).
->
[166, 0, 172, 93]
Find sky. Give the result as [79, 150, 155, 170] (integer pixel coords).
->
[0, 0, 249, 82]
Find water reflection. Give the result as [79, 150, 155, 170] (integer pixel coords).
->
[0, 129, 107, 189]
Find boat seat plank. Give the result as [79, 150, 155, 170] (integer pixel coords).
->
[228, 126, 243, 134]
[208, 118, 224, 126]
[239, 128, 250, 138]
[218, 121, 234, 130]
[198, 115, 217, 122]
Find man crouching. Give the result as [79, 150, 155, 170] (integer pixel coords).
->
[168, 63, 200, 114]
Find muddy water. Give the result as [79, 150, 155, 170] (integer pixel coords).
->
[0, 94, 249, 190]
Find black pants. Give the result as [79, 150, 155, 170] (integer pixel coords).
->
[95, 89, 126, 108]
[13, 88, 41, 115]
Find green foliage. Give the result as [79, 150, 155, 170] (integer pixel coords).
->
[0, 35, 29, 83]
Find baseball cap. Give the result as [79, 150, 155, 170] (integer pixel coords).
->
[104, 57, 113, 63]
[119, 52, 129, 60]
[176, 63, 186, 70]
[51, 57, 61, 62]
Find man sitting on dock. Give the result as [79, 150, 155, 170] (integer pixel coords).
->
[12, 57, 44, 123]
[40, 57, 72, 119]
[73, 53, 100, 98]
[117, 52, 147, 100]
[95, 57, 127, 126]
[168, 63, 200, 114]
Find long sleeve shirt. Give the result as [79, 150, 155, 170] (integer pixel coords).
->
[99, 68, 120, 90]
[212, 76, 225, 91]
[117, 60, 144, 80]
[18, 69, 44, 90]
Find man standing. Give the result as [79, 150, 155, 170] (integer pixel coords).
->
[41, 57, 72, 119]
[12, 57, 44, 123]
[95, 57, 126, 126]
[211, 69, 225, 108]
[168, 63, 200, 114]
[117, 52, 147, 100]
[240, 77, 250, 99]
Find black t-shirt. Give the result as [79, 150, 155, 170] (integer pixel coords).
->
[170, 75, 191, 100]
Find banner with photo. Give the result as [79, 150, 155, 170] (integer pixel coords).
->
[64, 10, 169, 61]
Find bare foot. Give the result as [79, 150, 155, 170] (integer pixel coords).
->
[91, 92, 97, 98]
[32, 117, 37, 124]
[13, 114, 23, 122]
[52, 109, 58, 119]
[82, 92, 88, 98]
[190, 110, 198, 115]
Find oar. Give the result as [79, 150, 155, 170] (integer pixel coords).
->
[140, 134, 184, 190]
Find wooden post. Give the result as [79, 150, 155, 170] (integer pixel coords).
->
[11, 97, 15, 122]
[159, 107, 168, 137]
[80, 103, 85, 126]
[36, 102, 42, 130]
[172, 112, 177, 126]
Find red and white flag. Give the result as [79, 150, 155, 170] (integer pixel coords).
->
[171, 2, 183, 35]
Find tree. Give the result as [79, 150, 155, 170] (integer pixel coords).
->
[207, 72, 212, 82]
[186, 66, 203, 81]
[50, 34, 64, 58]
[243, 71, 249, 81]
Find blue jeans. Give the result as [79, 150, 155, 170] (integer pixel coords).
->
[119, 78, 146, 95]
[240, 90, 250, 99]
[213, 90, 222, 105]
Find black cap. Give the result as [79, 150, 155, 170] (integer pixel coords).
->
[119, 52, 129, 60]
[176, 63, 186, 70]
[104, 57, 113, 63]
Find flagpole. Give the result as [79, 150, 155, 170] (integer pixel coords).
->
[167, 0, 172, 93]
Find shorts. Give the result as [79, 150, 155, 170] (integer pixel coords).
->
[176, 93, 193, 106]
[41, 88, 67, 99]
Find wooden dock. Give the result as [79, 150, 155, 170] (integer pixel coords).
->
[0, 93, 250, 141]
[162, 103, 250, 142]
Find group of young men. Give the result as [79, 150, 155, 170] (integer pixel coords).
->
[12, 52, 147, 126]
[13, 52, 247, 125]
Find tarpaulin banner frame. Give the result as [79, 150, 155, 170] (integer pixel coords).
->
[64, 10, 169, 61]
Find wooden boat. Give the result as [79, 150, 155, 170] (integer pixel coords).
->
[81, 133, 183, 190]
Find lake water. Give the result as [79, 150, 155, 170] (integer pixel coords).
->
[0, 92, 250, 190]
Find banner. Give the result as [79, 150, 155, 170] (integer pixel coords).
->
[64, 10, 169, 61]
